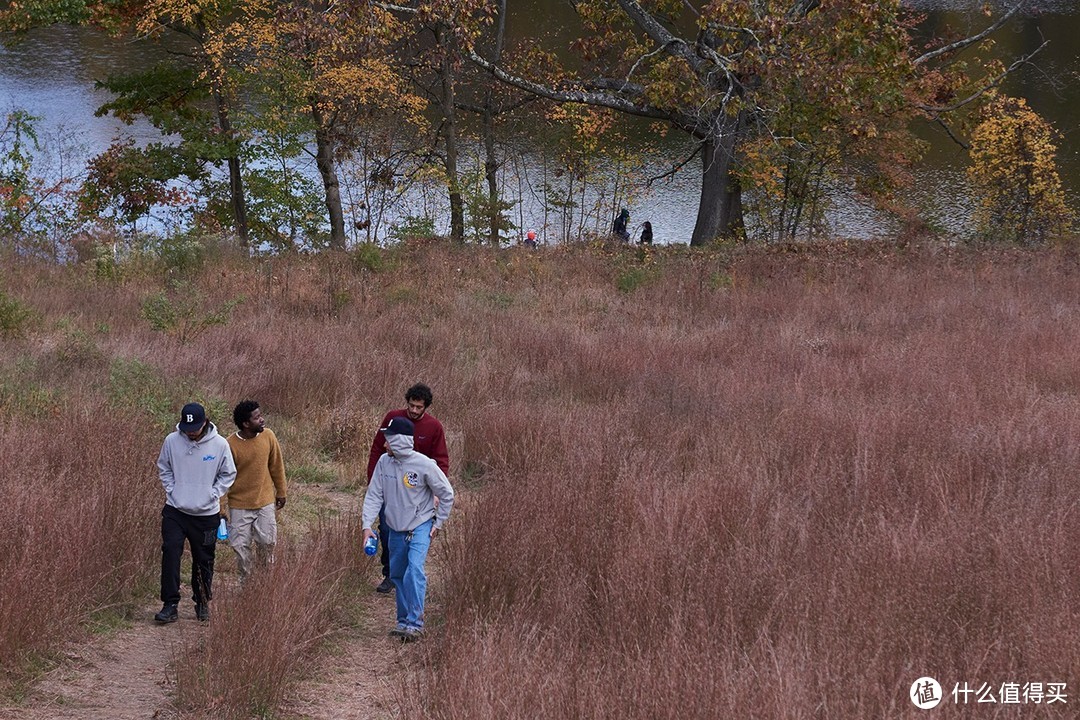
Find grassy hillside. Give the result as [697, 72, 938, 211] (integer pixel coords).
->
[2, 239, 1079, 717]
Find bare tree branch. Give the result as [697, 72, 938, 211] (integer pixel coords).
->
[930, 117, 970, 151]
[916, 40, 1047, 114]
[645, 142, 702, 187]
[466, 49, 691, 126]
[915, 0, 1028, 66]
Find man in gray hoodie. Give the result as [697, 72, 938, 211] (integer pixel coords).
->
[155, 402, 236, 624]
[362, 417, 454, 641]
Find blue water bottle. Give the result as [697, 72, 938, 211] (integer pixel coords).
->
[364, 535, 378, 556]
[217, 517, 228, 541]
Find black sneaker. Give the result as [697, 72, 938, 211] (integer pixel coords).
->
[195, 603, 210, 622]
[154, 604, 179, 624]
[376, 577, 394, 594]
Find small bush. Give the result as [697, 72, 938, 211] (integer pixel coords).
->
[140, 285, 243, 344]
[615, 266, 650, 293]
[155, 233, 206, 276]
[0, 289, 33, 338]
[351, 242, 384, 273]
[390, 214, 436, 242]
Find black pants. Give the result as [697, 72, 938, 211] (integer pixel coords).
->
[160, 505, 219, 606]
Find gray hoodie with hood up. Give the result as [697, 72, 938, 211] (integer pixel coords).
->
[363, 432, 454, 533]
[157, 422, 237, 516]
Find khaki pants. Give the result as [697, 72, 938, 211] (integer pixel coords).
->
[228, 504, 277, 581]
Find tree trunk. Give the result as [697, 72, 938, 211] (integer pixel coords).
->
[483, 0, 507, 246]
[690, 112, 745, 246]
[213, 92, 249, 249]
[312, 104, 346, 251]
[437, 24, 465, 242]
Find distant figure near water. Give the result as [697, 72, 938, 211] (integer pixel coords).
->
[612, 208, 630, 242]
[639, 221, 653, 245]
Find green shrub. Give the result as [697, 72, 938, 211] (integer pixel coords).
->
[107, 357, 229, 432]
[352, 242, 384, 273]
[390, 215, 436, 242]
[155, 233, 206, 276]
[0, 289, 33, 338]
[616, 266, 650, 293]
[140, 285, 243, 344]
[107, 358, 175, 428]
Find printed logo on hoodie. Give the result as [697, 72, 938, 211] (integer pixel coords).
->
[403, 471, 419, 488]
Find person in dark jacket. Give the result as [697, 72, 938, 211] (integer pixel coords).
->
[366, 383, 450, 593]
[639, 221, 653, 245]
[612, 208, 630, 241]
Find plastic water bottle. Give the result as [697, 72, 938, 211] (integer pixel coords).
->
[364, 535, 378, 556]
[217, 517, 228, 541]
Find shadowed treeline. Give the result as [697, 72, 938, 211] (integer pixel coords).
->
[1, 239, 1079, 717]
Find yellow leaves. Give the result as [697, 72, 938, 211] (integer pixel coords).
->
[316, 60, 427, 125]
[547, 105, 613, 156]
[967, 94, 1074, 244]
[137, 0, 220, 36]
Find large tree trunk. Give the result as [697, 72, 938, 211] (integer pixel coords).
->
[312, 104, 346, 251]
[690, 112, 745, 246]
[437, 24, 465, 242]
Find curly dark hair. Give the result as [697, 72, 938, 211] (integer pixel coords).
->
[405, 383, 433, 408]
[233, 400, 260, 429]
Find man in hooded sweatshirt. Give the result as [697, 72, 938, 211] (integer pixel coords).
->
[155, 402, 236, 624]
[362, 416, 454, 641]
[366, 383, 450, 593]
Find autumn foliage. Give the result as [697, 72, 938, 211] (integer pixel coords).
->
[967, 94, 1074, 244]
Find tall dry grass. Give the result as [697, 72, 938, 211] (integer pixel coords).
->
[171, 516, 364, 719]
[2, 241, 1079, 717]
[0, 404, 161, 684]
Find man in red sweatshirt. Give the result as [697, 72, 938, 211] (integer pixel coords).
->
[366, 383, 450, 593]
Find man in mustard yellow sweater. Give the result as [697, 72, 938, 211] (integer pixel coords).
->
[223, 400, 287, 582]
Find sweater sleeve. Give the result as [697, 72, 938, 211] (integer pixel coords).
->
[430, 421, 450, 477]
[427, 464, 454, 529]
[361, 463, 385, 530]
[268, 430, 287, 498]
[157, 440, 174, 494]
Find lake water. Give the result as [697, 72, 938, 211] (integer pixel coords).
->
[1, 2, 1076, 245]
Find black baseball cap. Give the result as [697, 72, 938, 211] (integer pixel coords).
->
[179, 403, 207, 433]
[381, 416, 414, 436]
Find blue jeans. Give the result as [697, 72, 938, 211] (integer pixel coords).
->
[387, 520, 432, 630]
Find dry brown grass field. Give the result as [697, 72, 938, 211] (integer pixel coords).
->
[1, 239, 1078, 718]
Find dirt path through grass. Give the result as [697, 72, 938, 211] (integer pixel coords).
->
[0, 599, 199, 720]
[280, 584, 406, 720]
[0, 588, 409, 720]
[0, 485, 430, 720]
